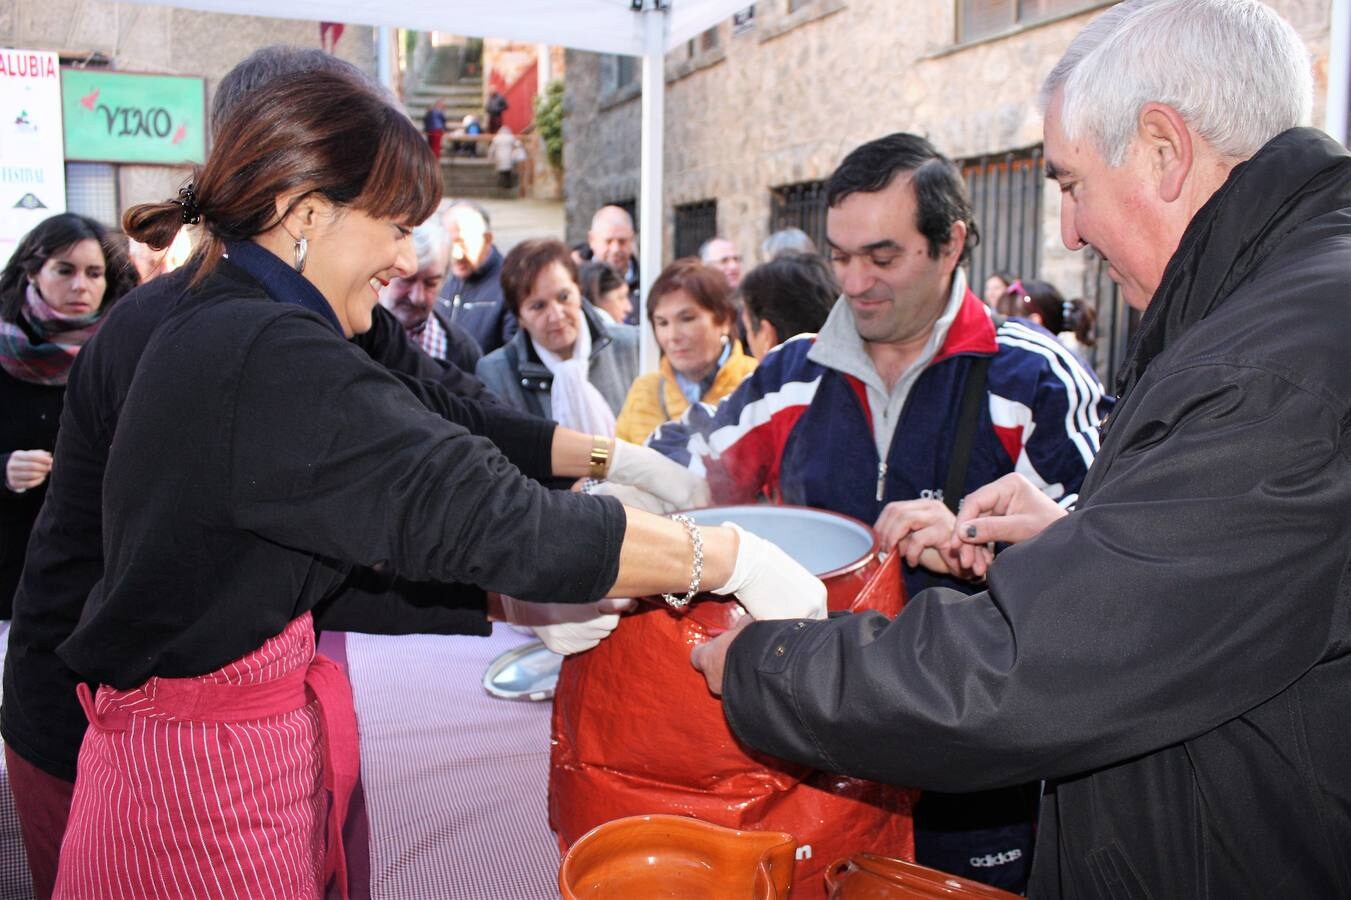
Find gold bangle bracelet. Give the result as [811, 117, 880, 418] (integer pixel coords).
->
[588, 435, 611, 481]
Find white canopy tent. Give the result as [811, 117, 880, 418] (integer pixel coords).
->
[120, 0, 752, 369]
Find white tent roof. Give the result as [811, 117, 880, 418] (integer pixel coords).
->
[120, 0, 748, 368]
[119, 0, 746, 57]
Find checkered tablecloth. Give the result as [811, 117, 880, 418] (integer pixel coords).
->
[0, 622, 37, 899]
[346, 627, 560, 900]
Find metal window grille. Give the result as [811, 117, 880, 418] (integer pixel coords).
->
[958, 0, 1105, 43]
[1087, 249, 1138, 388]
[769, 180, 828, 255]
[674, 200, 718, 259]
[733, 6, 756, 32]
[961, 146, 1043, 302]
[64, 162, 119, 230]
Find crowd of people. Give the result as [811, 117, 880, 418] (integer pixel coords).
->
[2, 0, 1349, 896]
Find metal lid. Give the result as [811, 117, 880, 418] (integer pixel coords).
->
[482, 639, 563, 701]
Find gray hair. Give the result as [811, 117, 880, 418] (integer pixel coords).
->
[698, 236, 732, 263]
[761, 227, 817, 260]
[412, 219, 448, 271]
[1041, 0, 1312, 166]
[445, 198, 492, 231]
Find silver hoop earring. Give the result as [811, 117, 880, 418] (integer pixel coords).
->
[293, 235, 308, 274]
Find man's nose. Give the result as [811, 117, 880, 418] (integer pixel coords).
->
[836, 260, 872, 297]
[1060, 201, 1085, 251]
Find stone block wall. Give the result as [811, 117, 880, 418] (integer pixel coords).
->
[564, 0, 1332, 302]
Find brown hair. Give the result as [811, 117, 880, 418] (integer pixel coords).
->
[500, 239, 579, 315]
[646, 258, 736, 326]
[0, 212, 137, 323]
[123, 70, 441, 282]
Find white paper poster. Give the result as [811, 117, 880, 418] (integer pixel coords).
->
[0, 50, 65, 268]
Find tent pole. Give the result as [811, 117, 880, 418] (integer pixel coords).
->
[637, 1, 666, 373]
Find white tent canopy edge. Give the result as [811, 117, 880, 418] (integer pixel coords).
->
[117, 0, 753, 371]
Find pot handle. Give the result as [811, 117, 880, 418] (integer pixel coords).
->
[823, 857, 857, 893]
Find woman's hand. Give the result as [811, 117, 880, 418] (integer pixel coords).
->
[710, 522, 827, 620]
[499, 596, 637, 655]
[951, 473, 1067, 578]
[607, 440, 711, 511]
[5, 449, 53, 493]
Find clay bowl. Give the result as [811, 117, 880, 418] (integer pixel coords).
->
[559, 813, 797, 899]
[825, 854, 1021, 899]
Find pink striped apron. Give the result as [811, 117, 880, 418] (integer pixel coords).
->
[53, 612, 359, 900]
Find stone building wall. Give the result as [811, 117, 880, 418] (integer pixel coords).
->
[1, 0, 376, 215]
[565, 0, 1332, 301]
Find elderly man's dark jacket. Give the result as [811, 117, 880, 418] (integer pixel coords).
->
[721, 127, 1351, 898]
[438, 245, 516, 354]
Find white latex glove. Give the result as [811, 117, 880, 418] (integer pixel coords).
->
[591, 481, 674, 514]
[499, 596, 637, 655]
[608, 440, 711, 512]
[710, 523, 827, 620]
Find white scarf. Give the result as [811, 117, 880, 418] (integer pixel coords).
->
[530, 312, 616, 436]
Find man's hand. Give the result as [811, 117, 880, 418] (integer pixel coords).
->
[951, 473, 1068, 578]
[690, 616, 751, 696]
[5, 449, 52, 493]
[608, 441, 711, 511]
[872, 498, 990, 579]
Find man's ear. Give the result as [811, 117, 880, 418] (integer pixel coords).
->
[941, 220, 968, 273]
[1138, 103, 1193, 204]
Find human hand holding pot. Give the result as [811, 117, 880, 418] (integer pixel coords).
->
[710, 522, 827, 620]
[499, 596, 637, 655]
[607, 440, 711, 512]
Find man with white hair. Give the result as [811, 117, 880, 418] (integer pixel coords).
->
[698, 236, 743, 289]
[691, 0, 1351, 894]
[380, 220, 483, 377]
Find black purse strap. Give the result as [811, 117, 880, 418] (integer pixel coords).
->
[941, 355, 991, 514]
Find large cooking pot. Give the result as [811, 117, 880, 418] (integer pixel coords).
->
[559, 814, 796, 900]
[550, 505, 914, 899]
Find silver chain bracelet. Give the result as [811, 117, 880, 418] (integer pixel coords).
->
[662, 513, 703, 609]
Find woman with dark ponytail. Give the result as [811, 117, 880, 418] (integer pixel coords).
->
[50, 67, 823, 900]
[0, 213, 134, 616]
[997, 278, 1098, 369]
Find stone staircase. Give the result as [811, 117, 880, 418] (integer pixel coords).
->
[404, 44, 516, 200]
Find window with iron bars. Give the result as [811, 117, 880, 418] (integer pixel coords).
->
[961, 146, 1043, 303]
[958, 0, 1107, 44]
[674, 200, 718, 260]
[769, 180, 828, 255]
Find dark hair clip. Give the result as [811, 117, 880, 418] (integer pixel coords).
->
[174, 184, 201, 225]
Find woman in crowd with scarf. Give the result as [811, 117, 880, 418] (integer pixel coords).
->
[614, 258, 757, 445]
[0, 213, 135, 617]
[51, 70, 824, 899]
[476, 239, 638, 436]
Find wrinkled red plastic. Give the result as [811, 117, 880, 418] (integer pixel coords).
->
[550, 532, 916, 899]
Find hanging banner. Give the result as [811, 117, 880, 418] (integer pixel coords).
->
[0, 49, 65, 268]
[61, 69, 206, 165]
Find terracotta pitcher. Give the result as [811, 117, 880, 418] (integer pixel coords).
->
[559, 814, 797, 899]
[824, 854, 1021, 899]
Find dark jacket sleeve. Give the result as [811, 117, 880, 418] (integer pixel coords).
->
[228, 315, 624, 604]
[383, 369, 555, 480]
[722, 363, 1351, 792]
[355, 304, 442, 382]
[312, 567, 491, 637]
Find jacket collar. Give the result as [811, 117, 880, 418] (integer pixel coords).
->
[223, 241, 343, 335]
[807, 268, 991, 393]
[1115, 127, 1351, 399]
[464, 245, 503, 286]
